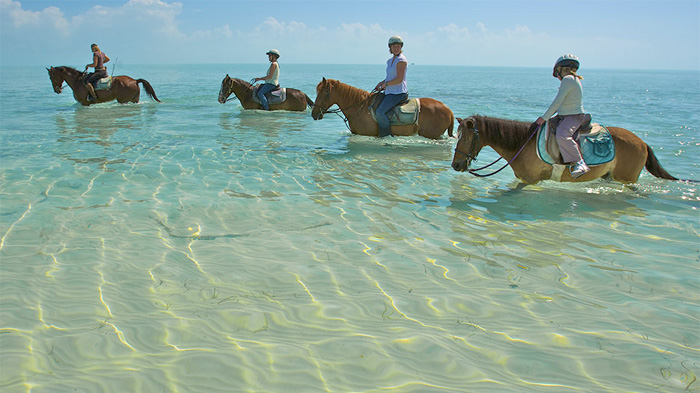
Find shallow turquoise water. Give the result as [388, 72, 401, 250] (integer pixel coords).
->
[1, 64, 698, 392]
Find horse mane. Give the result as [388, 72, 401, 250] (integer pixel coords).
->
[472, 115, 537, 150]
[232, 78, 251, 87]
[54, 66, 83, 78]
[324, 79, 371, 103]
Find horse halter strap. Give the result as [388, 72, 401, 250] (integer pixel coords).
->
[454, 124, 480, 162]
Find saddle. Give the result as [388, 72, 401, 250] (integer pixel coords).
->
[369, 93, 420, 126]
[94, 76, 113, 91]
[536, 115, 616, 166]
[252, 85, 287, 105]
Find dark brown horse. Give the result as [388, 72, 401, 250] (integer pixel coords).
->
[217, 75, 313, 111]
[311, 78, 454, 139]
[452, 115, 682, 184]
[47, 66, 160, 106]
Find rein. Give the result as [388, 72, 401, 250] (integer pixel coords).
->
[455, 122, 540, 178]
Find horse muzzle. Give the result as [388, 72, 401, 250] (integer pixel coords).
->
[311, 108, 324, 120]
[451, 158, 469, 172]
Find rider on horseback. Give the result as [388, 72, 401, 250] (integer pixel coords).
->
[83, 43, 110, 102]
[253, 49, 280, 110]
[535, 54, 590, 178]
[374, 35, 409, 137]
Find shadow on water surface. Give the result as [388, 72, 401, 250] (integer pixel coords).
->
[53, 103, 151, 167]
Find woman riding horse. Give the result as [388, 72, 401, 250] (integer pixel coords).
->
[452, 115, 683, 184]
[373, 35, 409, 138]
[47, 66, 160, 106]
[83, 43, 110, 102]
[534, 54, 589, 178]
[253, 49, 281, 111]
[218, 75, 313, 111]
[311, 78, 454, 140]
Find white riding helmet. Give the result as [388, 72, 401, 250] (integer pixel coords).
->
[553, 54, 579, 77]
[388, 35, 404, 46]
[266, 49, 280, 58]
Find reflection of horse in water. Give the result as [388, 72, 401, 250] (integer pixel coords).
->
[311, 78, 454, 139]
[47, 66, 161, 106]
[218, 75, 313, 111]
[452, 115, 684, 184]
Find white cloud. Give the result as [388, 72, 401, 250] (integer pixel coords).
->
[1, 0, 695, 69]
[1, 0, 69, 34]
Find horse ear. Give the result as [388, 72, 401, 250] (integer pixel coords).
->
[322, 77, 327, 83]
[456, 117, 463, 124]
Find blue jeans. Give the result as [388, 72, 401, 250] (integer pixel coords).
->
[257, 83, 276, 110]
[376, 93, 408, 137]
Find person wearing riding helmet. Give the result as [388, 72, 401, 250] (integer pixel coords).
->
[254, 49, 280, 110]
[535, 54, 590, 178]
[374, 35, 408, 137]
[83, 43, 110, 102]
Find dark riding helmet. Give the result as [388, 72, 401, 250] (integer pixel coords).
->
[553, 54, 580, 77]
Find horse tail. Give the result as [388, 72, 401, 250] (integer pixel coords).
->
[644, 144, 679, 181]
[447, 111, 455, 137]
[305, 94, 314, 109]
[136, 79, 161, 102]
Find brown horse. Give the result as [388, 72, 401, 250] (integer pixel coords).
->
[451, 115, 682, 184]
[311, 78, 454, 139]
[217, 75, 313, 111]
[47, 66, 160, 106]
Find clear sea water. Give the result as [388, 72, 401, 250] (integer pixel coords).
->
[1, 63, 698, 392]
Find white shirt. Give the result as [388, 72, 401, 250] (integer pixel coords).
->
[543, 75, 584, 119]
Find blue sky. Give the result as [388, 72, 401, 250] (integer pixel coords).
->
[1, 0, 699, 70]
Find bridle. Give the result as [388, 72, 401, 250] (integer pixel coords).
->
[454, 119, 540, 177]
[314, 83, 375, 132]
[454, 123, 480, 166]
[48, 67, 68, 93]
[220, 78, 236, 103]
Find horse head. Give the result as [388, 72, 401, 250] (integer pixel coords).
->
[47, 66, 64, 94]
[311, 77, 333, 120]
[452, 117, 483, 172]
[218, 74, 233, 103]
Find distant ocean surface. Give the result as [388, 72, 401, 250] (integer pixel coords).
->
[1, 63, 698, 392]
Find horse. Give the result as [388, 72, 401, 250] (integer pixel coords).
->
[217, 75, 313, 111]
[451, 115, 682, 184]
[311, 78, 454, 139]
[47, 66, 161, 106]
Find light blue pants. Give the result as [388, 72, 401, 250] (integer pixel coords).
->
[376, 93, 408, 137]
[257, 83, 276, 110]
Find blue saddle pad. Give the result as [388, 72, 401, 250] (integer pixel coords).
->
[537, 122, 615, 166]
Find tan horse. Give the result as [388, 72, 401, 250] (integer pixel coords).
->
[311, 78, 454, 139]
[451, 115, 682, 184]
[47, 66, 160, 106]
[217, 75, 313, 111]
